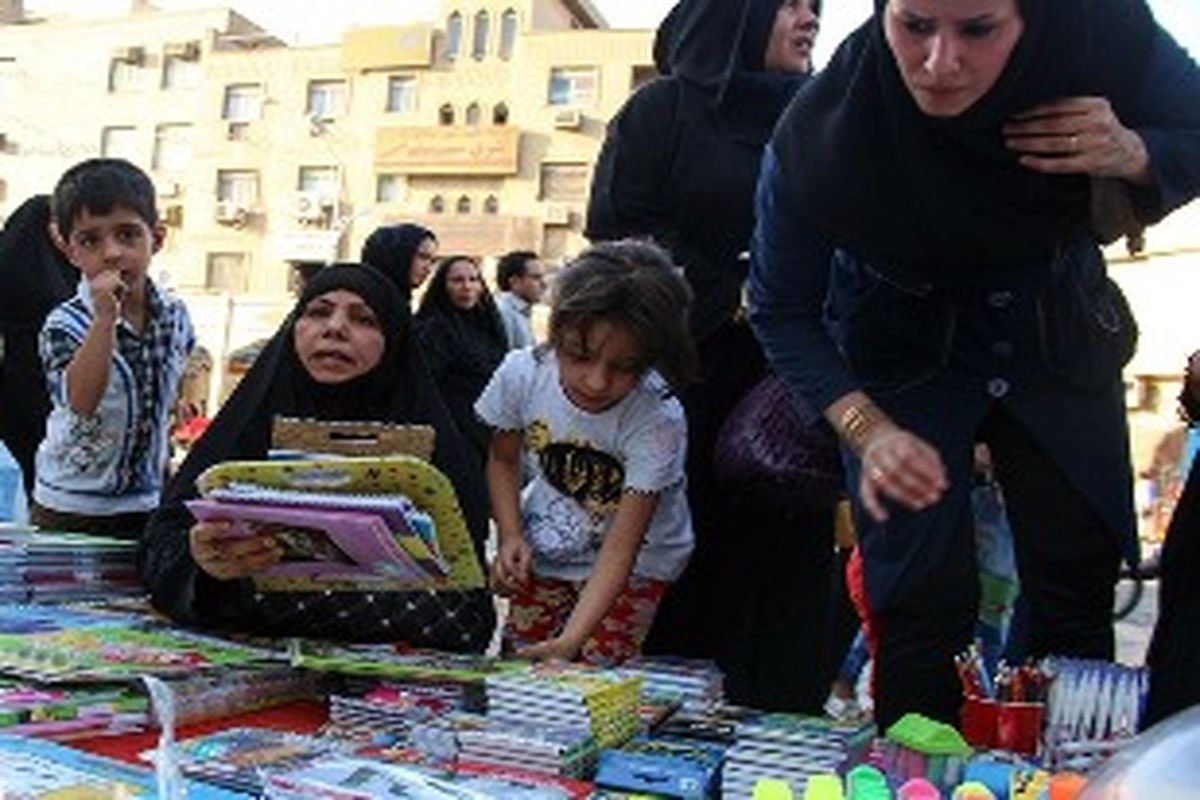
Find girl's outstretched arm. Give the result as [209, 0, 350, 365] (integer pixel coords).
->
[488, 429, 532, 593]
[518, 490, 658, 661]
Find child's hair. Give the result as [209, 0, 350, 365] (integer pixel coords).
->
[548, 239, 697, 390]
[51, 158, 158, 238]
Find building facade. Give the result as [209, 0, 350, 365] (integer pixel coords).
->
[0, 0, 654, 404]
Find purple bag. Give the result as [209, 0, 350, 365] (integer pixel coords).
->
[713, 374, 844, 509]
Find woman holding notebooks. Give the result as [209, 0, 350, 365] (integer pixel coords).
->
[138, 264, 496, 651]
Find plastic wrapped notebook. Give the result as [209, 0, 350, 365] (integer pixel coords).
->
[192, 455, 485, 591]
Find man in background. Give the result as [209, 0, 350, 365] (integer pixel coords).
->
[494, 250, 544, 350]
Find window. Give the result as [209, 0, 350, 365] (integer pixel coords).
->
[376, 174, 404, 203]
[548, 67, 598, 107]
[108, 59, 138, 92]
[307, 80, 346, 119]
[298, 166, 338, 198]
[499, 9, 517, 60]
[386, 75, 417, 113]
[465, 103, 481, 126]
[445, 12, 462, 60]
[152, 124, 192, 172]
[472, 10, 490, 60]
[493, 102, 509, 125]
[539, 163, 589, 202]
[205, 252, 249, 292]
[429, 195, 445, 214]
[161, 55, 199, 89]
[101, 126, 138, 161]
[484, 195, 499, 214]
[456, 196, 472, 214]
[216, 169, 259, 205]
[439, 103, 455, 126]
[222, 84, 262, 121]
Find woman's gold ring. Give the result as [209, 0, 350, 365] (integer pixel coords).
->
[1070, 134, 1080, 151]
[870, 466, 885, 483]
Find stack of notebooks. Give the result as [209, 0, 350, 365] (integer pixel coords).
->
[0, 528, 141, 603]
[485, 662, 643, 749]
[720, 713, 876, 798]
[0, 681, 149, 740]
[173, 727, 351, 795]
[409, 713, 598, 779]
[192, 456, 488, 592]
[621, 656, 725, 712]
[327, 683, 461, 744]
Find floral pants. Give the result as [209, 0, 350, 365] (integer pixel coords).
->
[502, 574, 669, 666]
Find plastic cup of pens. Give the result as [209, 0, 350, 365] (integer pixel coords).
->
[956, 648, 1048, 757]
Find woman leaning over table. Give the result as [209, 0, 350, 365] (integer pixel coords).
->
[138, 264, 495, 650]
[749, 0, 1200, 728]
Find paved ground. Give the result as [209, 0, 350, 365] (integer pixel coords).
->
[1116, 579, 1158, 667]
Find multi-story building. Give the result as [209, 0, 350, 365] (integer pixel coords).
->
[0, 0, 654, 403]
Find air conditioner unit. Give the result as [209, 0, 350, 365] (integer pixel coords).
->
[112, 45, 146, 65]
[295, 190, 332, 222]
[215, 200, 247, 225]
[542, 203, 573, 226]
[553, 109, 582, 130]
[164, 41, 200, 60]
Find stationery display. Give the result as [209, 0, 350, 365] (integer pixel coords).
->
[0, 681, 148, 740]
[194, 455, 485, 591]
[414, 713, 599, 778]
[0, 528, 141, 603]
[0, 733, 243, 798]
[956, 647, 1052, 756]
[721, 712, 876, 798]
[0, 625, 278, 683]
[1041, 658, 1147, 773]
[620, 656, 725, 713]
[594, 736, 725, 799]
[485, 662, 643, 749]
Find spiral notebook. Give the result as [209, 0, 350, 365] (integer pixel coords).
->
[194, 455, 485, 591]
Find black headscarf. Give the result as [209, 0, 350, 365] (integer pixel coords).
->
[655, 0, 816, 143]
[163, 264, 487, 548]
[772, 0, 1162, 274]
[0, 195, 77, 327]
[0, 195, 79, 491]
[416, 257, 508, 351]
[360, 223, 436, 302]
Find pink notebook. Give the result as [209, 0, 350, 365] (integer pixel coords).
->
[185, 500, 431, 584]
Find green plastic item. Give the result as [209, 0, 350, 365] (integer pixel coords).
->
[846, 764, 892, 800]
[885, 713, 972, 757]
[803, 774, 845, 799]
[754, 778, 795, 800]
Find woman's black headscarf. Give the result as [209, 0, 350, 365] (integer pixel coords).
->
[360, 223, 436, 301]
[772, 0, 1164, 273]
[416, 256, 507, 349]
[164, 263, 487, 547]
[655, 0, 818, 143]
[0, 195, 79, 490]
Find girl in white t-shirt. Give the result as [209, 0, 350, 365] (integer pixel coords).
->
[475, 240, 697, 665]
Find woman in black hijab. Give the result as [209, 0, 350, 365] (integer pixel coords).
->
[416, 256, 508, 465]
[751, 0, 1200, 727]
[360, 223, 438, 304]
[0, 195, 78, 493]
[138, 264, 495, 650]
[587, 0, 833, 712]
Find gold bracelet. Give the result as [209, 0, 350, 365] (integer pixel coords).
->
[840, 401, 881, 451]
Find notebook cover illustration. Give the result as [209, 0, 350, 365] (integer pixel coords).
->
[195, 456, 484, 590]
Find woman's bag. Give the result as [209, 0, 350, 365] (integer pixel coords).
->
[713, 374, 844, 510]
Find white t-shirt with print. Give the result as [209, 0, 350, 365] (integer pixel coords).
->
[475, 347, 694, 582]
